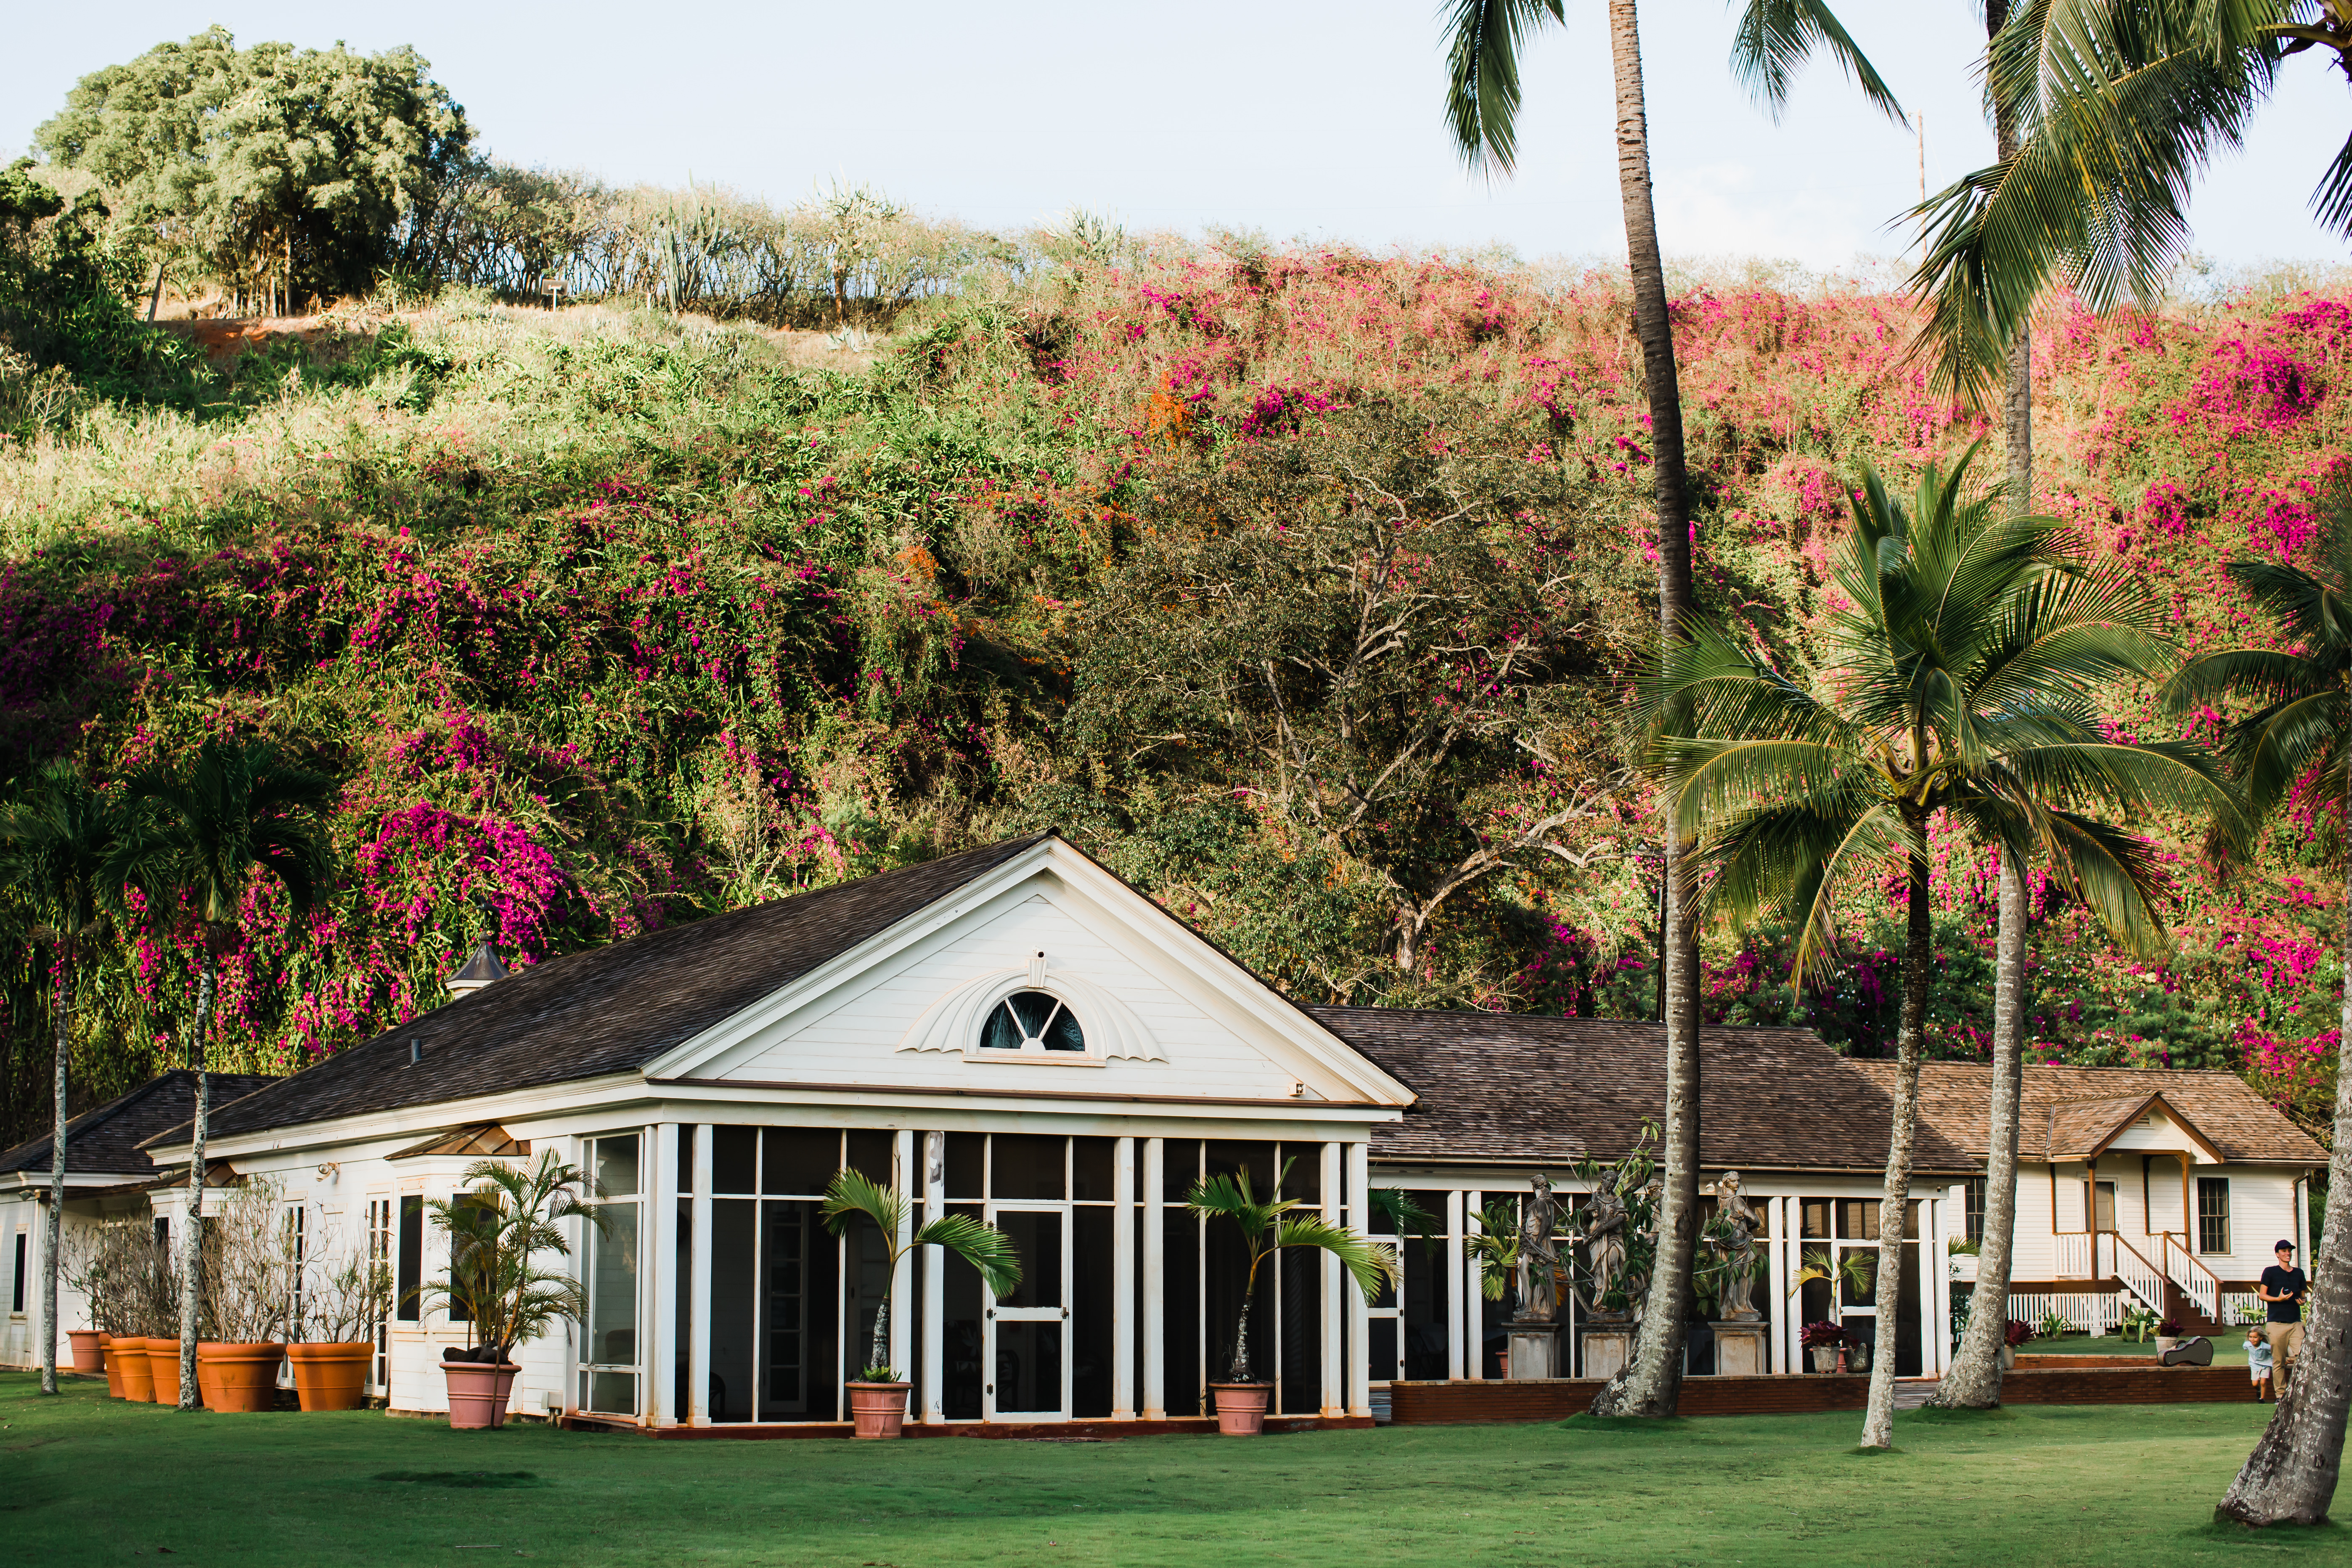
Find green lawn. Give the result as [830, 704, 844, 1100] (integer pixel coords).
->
[4, 1372, 2339, 1566]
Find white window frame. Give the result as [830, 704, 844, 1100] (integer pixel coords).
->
[577, 1133, 645, 1418]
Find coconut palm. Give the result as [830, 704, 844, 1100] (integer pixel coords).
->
[114, 736, 336, 1410]
[1910, 0, 2352, 406]
[1643, 447, 2236, 1448]
[2157, 494, 2352, 1527]
[421, 1152, 606, 1359]
[1188, 1160, 1399, 1385]
[0, 761, 139, 1396]
[819, 1169, 1022, 1382]
[1442, 0, 1897, 1418]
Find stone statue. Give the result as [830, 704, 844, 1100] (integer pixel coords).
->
[1711, 1171, 1763, 1321]
[1511, 1173, 1561, 1324]
[1572, 1187, 1631, 1321]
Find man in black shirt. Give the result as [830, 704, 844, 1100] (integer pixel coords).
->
[2259, 1240, 2307, 1388]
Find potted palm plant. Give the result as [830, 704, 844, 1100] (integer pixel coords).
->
[820, 1170, 1020, 1438]
[1188, 1160, 1399, 1435]
[289, 1218, 393, 1411]
[421, 1150, 606, 1430]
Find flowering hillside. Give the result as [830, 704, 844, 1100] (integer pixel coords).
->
[0, 253, 2344, 1144]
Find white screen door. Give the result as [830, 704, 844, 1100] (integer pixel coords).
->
[985, 1203, 1070, 1420]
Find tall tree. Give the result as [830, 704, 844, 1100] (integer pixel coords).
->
[2157, 496, 2352, 1528]
[1644, 449, 2232, 1448]
[117, 737, 335, 1410]
[1438, 0, 1896, 1418]
[0, 762, 138, 1396]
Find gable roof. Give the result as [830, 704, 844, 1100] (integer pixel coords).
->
[0, 1072, 279, 1178]
[1859, 1062, 2325, 1166]
[387, 1124, 532, 1161]
[178, 836, 1049, 1145]
[1310, 1008, 1978, 1176]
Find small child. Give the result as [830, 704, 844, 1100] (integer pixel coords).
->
[2248, 1327, 2274, 1401]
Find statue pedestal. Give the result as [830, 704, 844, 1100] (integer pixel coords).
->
[1711, 1321, 1768, 1377]
[1505, 1323, 1559, 1380]
[1580, 1325, 1635, 1381]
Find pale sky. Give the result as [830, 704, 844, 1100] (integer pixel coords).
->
[8, 1, 2347, 272]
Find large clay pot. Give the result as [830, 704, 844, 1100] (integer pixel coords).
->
[117, 1337, 157, 1402]
[101, 1335, 128, 1398]
[197, 1342, 286, 1412]
[1210, 1382, 1270, 1436]
[441, 1361, 521, 1430]
[848, 1381, 910, 1439]
[67, 1330, 107, 1373]
[288, 1343, 374, 1412]
[148, 1338, 186, 1406]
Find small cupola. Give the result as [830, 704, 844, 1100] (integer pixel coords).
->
[447, 940, 509, 996]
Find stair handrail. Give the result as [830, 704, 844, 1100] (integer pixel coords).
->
[2106, 1233, 2168, 1317]
[2158, 1232, 2222, 1319]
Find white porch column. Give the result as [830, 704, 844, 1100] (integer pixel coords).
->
[922, 1131, 946, 1422]
[688, 1123, 712, 1426]
[1142, 1137, 1166, 1420]
[1113, 1137, 1136, 1419]
[649, 1123, 680, 1427]
[1465, 1195, 1486, 1381]
[1346, 1142, 1372, 1417]
[890, 1130, 914, 1381]
[1766, 1194, 1788, 1375]
[1319, 1142, 1343, 1417]
[1444, 1189, 1467, 1380]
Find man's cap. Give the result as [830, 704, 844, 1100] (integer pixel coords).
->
[2275, 1240, 2296, 1252]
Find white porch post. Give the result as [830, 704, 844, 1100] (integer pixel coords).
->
[1766, 1194, 1788, 1375]
[688, 1123, 712, 1426]
[1444, 1190, 1466, 1380]
[1113, 1137, 1136, 1419]
[1466, 1195, 1488, 1380]
[1142, 1137, 1165, 1420]
[922, 1131, 945, 1422]
[890, 1130, 914, 1383]
[649, 1123, 680, 1426]
[1319, 1142, 1342, 1417]
[1346, 1142, 1371, 1417]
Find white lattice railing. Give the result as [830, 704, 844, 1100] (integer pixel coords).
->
[2054, 1233, 2094, 1278]
[2221, 1291, 2263, 1328]
[2008, 1290, 2122, 1335]
[2159, 1234, 2222, 1320]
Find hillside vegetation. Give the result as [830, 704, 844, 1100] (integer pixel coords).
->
[0, 247, 2344, 1147]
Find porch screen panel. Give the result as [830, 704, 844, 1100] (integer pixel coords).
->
[1073, 1195, 1115, 1419]
[1203, 1141, 1274, 1389]
[1160, 1140, 1202, 1417]
[708, 1199, 757, 1421]
[674, 1197, 691, 1421]
[396, 1197, 423, 1322]
[1277, 1246, 1322, 1413]
[942, 1203, 983, 1419]
[847, 1210, 892, 1405]
[1401, 1225, 1449, 1381]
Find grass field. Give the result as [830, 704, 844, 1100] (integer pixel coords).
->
[3, 1372, 2340, 1566]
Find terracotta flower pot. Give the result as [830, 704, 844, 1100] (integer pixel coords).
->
[117, 1338, 157, 1402]
[148, 1338, 186, 1406]
[441, 1360, 521, 1429]
[101, 1335, 128, 1398]
[67, 1330, 107, 1373]
[288, 1342, 374, 1412]
[1211, 1382, 1270, 1436]
[848, 1380, 911, 1438]
[197, 1342, 286, 1412]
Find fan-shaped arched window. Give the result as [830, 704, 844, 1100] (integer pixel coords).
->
[977, 990, 1086, 1053]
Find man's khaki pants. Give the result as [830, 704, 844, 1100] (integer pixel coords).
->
[2268, 1320, 2304, 1385]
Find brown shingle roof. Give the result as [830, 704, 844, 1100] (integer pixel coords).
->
[1309, 1008, 1979, 1176]
[387, 1124, 531, 1161]
[173, 837, 1049, 1146]
[1853, 1062, 2325, 1166]
[0, 1072, 278, 1178]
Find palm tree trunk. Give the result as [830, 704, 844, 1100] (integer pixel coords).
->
[1928, 847, 2026, 1408]
[1860, 841, 1931, 1448]
[2216, 858, 2352, 1524]
[867, 1293, 893, 1379]
[40, 957, 69, 1397]
[175, 955, 214, 1412]
[1227, 1283, 1257, 1384]
[1591, 0, 1700, 1422]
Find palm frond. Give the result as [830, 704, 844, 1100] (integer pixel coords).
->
[1273, 1215, 1403, 1303]
[913, 1212, 1023, 1299]
[1728, 0, 1903, 124]
[1439, 0, 1567, 175]
[821, 1168, 909, 1241]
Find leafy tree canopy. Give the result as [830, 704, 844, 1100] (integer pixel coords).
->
[34, 27, 471, 304]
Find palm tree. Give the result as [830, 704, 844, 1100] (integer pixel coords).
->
[1644, 447, 2235, 1448]
[1910, 0, 2352, 407]
[1441, 0, 1897, 1418]
[0, 761, 138, 1396]
[421, 1152, 605, 1359]
[117, 736, 335, 1410]
[1188, 1160, 1399, 1385]
[819, 1169, 1021, 1382]
[2156, 495, 2352, 1527]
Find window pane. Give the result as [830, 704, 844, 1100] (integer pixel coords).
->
[2198, 1179, 2230, 1255]
[945, 1134, 985, 1201]
[1041, 1002, 1085, 1052]
[991, 1135, 1065, 1200]
[994, 1210, 1064, 1309]
[588, 1370, 637, 1416]
[1007, 991, 1055, 1036]
[1071, 1138, 1115, 1202]
[712, 1127, 758, 1195]
[994, 1321, 1062, 1413]
[763, 1202, 812, 1412]
[588, 1202, 639, 1367]
[396, 1197, 423, 1322]
[1799, 1199, 1831, 1240]
[594, 1135, 640, 1199]
[1281, 1147, 1322, 1204]
[763, 1128, 840, 1197]
[979, 1001, 1023, 1050]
